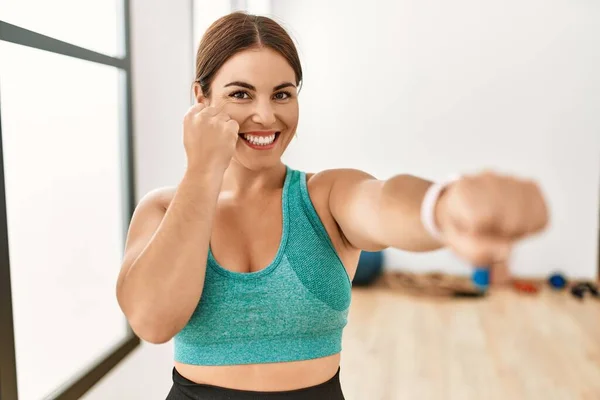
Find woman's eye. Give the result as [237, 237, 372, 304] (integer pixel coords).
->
[230, 91, 250, 99]
[273, 91, 291, 100]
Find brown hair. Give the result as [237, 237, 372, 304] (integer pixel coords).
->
[194, 12, 303, 98]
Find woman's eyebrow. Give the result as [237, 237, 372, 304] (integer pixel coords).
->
[224, 81, 255, 90]
[273, 82, 296, 91]
[223, 81, 296, 91]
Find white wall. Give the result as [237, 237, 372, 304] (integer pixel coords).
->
[193, 0, 232, 56]
[82, 0, 195, 398]
[273, 0, 600, 279]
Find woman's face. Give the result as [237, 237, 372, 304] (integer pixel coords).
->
[195, 47, 299, 171]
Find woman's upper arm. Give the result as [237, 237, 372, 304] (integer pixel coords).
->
[319, 169, 387, 251]
[116, 187, 173, 300]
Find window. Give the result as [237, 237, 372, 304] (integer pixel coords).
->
[0, 1, 138, 399]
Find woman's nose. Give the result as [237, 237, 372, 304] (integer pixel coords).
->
[251, 100, 277, 127]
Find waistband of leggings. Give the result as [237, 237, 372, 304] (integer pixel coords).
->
[172, 365, 341, 394]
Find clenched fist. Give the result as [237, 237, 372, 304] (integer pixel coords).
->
[435, 172, 549, 266]
[183, 103, 239, 173]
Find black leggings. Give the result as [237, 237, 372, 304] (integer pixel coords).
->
[166, 366, 345, 400]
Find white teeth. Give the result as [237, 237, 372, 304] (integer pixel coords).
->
[243, 133, 276, 146]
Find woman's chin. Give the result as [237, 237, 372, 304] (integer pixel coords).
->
[233, 134, 291, 169]
[231, 153, 284, 172]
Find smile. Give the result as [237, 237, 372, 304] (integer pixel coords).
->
[240, 131, 280, 150]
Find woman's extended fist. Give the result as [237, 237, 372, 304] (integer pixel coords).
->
[435, 171, 549, 266]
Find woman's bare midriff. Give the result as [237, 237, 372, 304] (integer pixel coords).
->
[174, 353, 341, 391]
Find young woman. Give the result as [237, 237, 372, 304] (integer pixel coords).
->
[116, 12, 549, 399]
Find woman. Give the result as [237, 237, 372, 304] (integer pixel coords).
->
[116, 11, 548, 399]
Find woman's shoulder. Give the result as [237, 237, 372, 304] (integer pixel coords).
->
[137, 186, 178, 211]
[304, 168, 372, 192]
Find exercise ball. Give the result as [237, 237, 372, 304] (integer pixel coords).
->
[353, 250, 384, 286]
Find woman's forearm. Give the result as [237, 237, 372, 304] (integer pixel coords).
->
[376, 174, 445, 251]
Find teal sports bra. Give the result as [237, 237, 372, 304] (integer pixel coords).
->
[173, 166, 353, 366]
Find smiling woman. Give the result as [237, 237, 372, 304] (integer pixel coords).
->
[115, 10, 549, 400]
[190, 14, 302, 172]
[198, 46, 299, 170]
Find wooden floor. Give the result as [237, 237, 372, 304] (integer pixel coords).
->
[339, 283, 600, 400]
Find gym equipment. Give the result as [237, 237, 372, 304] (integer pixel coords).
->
[548, 273, 567, 289]
[588, 282, 599, 297]
[448, 266, 490, 298]
[352, 250, 384, 286]
[513, 280, 540, 294]
[381, 270, 487, 298]
[471, 266, 490, 291]
[452, 289, 486, 298]
[570, 282, 599, 300]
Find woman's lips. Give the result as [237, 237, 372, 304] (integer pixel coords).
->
[239, 131, 280, 150]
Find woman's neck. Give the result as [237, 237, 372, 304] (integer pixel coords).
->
[220, 159, 287, 197]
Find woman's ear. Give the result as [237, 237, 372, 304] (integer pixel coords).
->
[193, 82, 208, 105]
